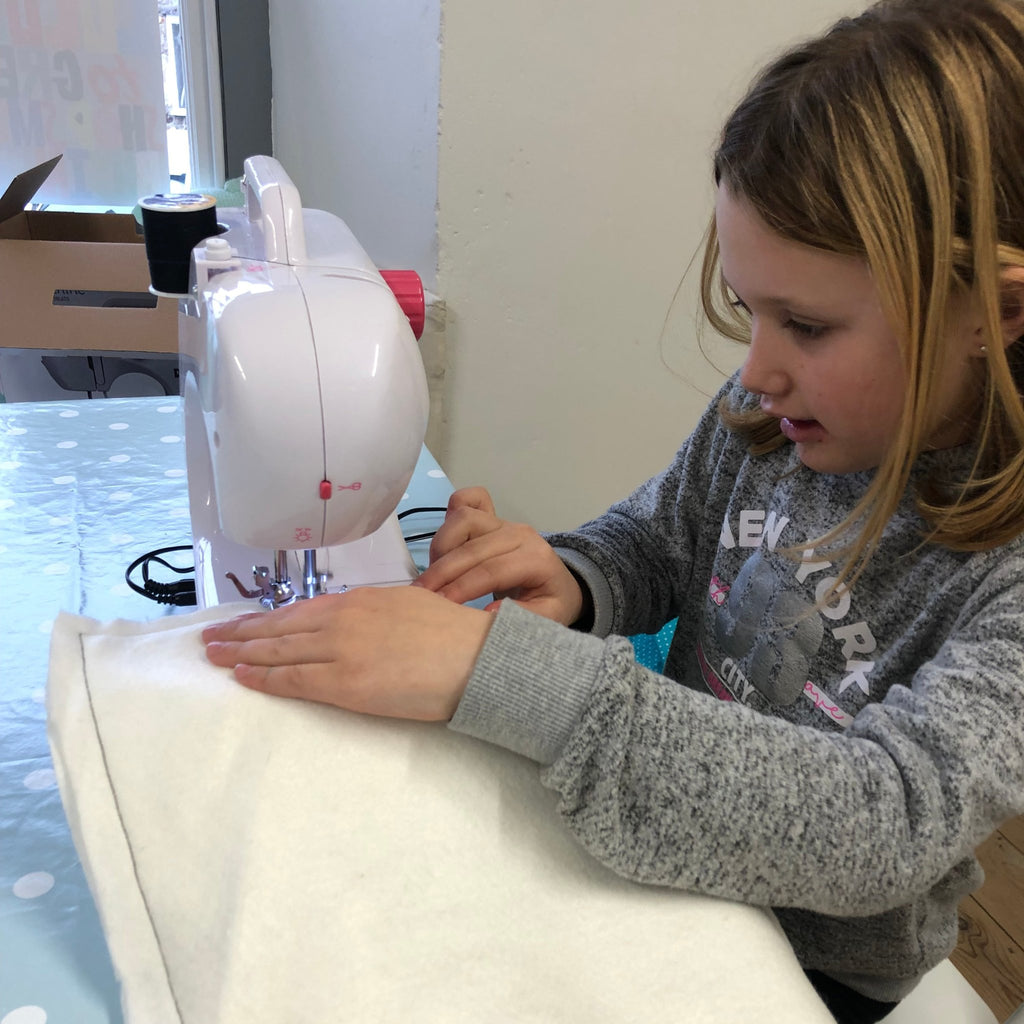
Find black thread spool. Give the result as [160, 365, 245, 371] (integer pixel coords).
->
[139, 193, 219, 295]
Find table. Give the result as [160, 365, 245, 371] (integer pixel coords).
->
[0, 396, 453, 1024]
[2, 396, 831, 1024]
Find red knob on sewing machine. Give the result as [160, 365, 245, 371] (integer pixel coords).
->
[380, 270, 425, 339]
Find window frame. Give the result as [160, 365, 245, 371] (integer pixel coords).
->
[178, 0, 227, 191]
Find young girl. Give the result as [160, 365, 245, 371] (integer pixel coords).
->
[203, 1, 1024, 1020]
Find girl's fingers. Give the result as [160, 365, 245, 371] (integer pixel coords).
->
[205, 585, 491, 721]
[446, 486, 497, 517]
[204, 630, 331, 669]
[419, 529, 522, 593]
[431, 551, 533, 604]
[427, 505, 504, 563]
[202, 594, 341, 643]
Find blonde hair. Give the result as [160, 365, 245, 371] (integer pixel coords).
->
[701, 0, 1024, 585]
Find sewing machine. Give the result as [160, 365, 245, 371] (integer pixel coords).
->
[166, 156, 430, 608]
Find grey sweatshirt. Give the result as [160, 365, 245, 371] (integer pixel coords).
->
[449, 375, 1024, 1003]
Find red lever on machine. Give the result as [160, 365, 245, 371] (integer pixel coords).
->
[380, 269, 425, 339]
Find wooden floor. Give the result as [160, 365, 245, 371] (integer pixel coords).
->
[951, 814, 1024, 1022]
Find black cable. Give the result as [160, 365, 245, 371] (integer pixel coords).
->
[398, 506, 447, 543]
[397, 506, 447, 520]
[125, 545, 197, 606]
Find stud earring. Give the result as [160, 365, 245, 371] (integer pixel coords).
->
[979, 344, 988, 356]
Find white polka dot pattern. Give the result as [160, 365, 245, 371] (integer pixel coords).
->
[0, 397, 197, 1019]
[13, 872, 55, 900]
[0, 395, 453, 1021]
[1, 1006, 48, 1024]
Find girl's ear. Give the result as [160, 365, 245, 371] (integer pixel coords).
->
[999, 268, 1024, 346]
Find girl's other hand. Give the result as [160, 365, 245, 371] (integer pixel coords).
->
[203, 586, 493, 720]
[414, 486, 584, 625]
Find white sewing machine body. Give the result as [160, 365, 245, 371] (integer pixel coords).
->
[178, 157, 429, 608]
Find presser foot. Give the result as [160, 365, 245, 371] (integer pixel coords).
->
[225, 549, 329, 608]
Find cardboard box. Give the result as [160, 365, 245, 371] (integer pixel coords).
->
[0, 156, 177, 354]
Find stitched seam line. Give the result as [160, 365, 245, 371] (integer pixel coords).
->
[78, 629, 185, 1024]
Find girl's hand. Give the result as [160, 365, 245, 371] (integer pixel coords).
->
[413, 486, 584, 625]
[202, 586, 493, 721]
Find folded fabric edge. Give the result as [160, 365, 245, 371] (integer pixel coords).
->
[44, 607, 242, 1024]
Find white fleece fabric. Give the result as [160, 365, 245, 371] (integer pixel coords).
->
[46, 604, 832, 1024]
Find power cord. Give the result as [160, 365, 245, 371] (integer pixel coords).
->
[125, 545, 198, 606]
[398, 506, 447, 542]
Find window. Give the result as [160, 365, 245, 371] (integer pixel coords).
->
[161, 0, 271, 194]
[164, 0, 227, 193]
[159, 5, 188, 186]
[0, 0, 226, 206]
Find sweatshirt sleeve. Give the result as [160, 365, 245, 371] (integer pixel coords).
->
[449, 560, 1024, 918]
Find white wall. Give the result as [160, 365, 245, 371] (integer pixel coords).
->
[268, 0, 441, 288]
[270, 0, 863, 531]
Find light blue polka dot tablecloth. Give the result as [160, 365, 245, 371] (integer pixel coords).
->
[0, 396, 454, 1024]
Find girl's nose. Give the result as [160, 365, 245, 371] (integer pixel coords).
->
[739, 319, 790, 399]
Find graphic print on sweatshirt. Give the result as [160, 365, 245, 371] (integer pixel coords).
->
[696, 507, 879, 729]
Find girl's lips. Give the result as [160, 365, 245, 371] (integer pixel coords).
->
[780, 416, 827, 444]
